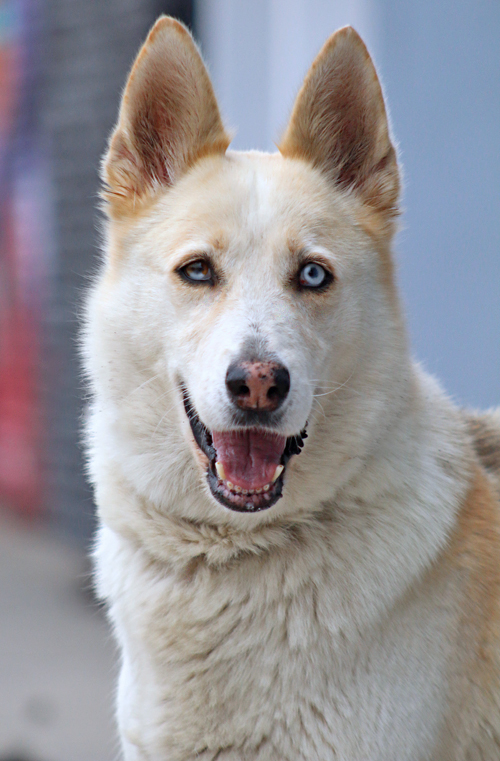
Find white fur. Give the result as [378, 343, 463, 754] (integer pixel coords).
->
[83, 21, 499, 761]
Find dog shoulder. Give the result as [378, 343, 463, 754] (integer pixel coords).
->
[465, 408, 500, 485]
[438, 461, 500, 757]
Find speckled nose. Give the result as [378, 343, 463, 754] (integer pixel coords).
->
[225, 360, 290, 411]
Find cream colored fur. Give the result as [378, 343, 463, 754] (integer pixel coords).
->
[83, 17, 500, 761]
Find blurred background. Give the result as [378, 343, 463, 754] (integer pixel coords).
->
[0, 0, 498, 758]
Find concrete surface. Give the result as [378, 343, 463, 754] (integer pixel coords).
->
[0, 510, 119, 761]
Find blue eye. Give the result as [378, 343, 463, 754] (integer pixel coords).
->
[179, 260, 213, 284]
[299, 262, 330, 288]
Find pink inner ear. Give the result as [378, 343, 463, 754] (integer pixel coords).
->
[102, 17, 230, 204]
[279, 27, 399, 219]
[131, 105, 175, 187]
[112, 133, 139, 171]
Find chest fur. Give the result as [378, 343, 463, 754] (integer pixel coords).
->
[100, 531, 458, 761]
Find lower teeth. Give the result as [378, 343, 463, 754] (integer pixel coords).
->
[220, 481, 273, 496]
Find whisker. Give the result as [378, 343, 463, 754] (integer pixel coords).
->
[122, 373, 161, 402]
[152, 401, 178, 436]
[150, 388, 173, 406]
[313, 387, 360, 398]
[314, 398, 327, 421]
[311, 371, 360, 398]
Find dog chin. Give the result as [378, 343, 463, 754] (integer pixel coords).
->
[181, 386, 307, 513]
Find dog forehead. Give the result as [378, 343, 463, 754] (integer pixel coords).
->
[151, 151, 356, 250]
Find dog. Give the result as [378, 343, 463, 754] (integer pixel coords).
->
[83, 16, 500, 760]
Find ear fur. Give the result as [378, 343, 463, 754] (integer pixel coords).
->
[102, 17, 230, 213]
[279, 27, 400, 225]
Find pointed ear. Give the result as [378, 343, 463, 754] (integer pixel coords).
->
[102, 17, 230, 212]
[279, 27, 400, 223]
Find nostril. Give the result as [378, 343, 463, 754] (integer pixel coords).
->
[226, 363, 251, 400]
[272, 367, 291, 401]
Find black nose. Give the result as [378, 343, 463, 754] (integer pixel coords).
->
[226, 360, 290, 412]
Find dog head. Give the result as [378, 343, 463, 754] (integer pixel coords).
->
[86, 18, 407, 525]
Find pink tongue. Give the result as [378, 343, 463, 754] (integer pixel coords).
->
[212, 430, 286, 490]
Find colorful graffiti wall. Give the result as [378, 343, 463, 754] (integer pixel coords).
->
[0, 0, 46, 515]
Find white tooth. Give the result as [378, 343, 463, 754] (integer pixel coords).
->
[215, 462, 226, 481]
[234, 485, 242, 493]
[226, 481, 234, 490]
[272, 465, 284, 482]
[263, 484, 270, 492]
[255, 488, 263, 494]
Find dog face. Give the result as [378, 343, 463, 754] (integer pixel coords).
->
[86, 19, 404, 522]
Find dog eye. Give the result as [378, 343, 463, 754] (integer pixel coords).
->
[299, 262, 331, 289]
[179, 260, 213, 284]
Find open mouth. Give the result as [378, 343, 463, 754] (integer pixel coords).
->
[182, 388, 307, 513]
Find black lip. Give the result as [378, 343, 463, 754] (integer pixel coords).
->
[181, 386, 307, 513]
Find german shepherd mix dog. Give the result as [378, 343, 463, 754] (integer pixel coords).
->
[83, 17, 500, 761]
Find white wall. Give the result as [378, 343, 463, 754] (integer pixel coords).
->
[379, 0, 500, 408]
[196, 0, 379, 151]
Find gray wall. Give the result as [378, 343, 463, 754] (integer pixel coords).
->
[42, 0, 194, 541]
[196, 0, 499, 409]
[379, 0, 500, 409]
[42, 0, 160, 541]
